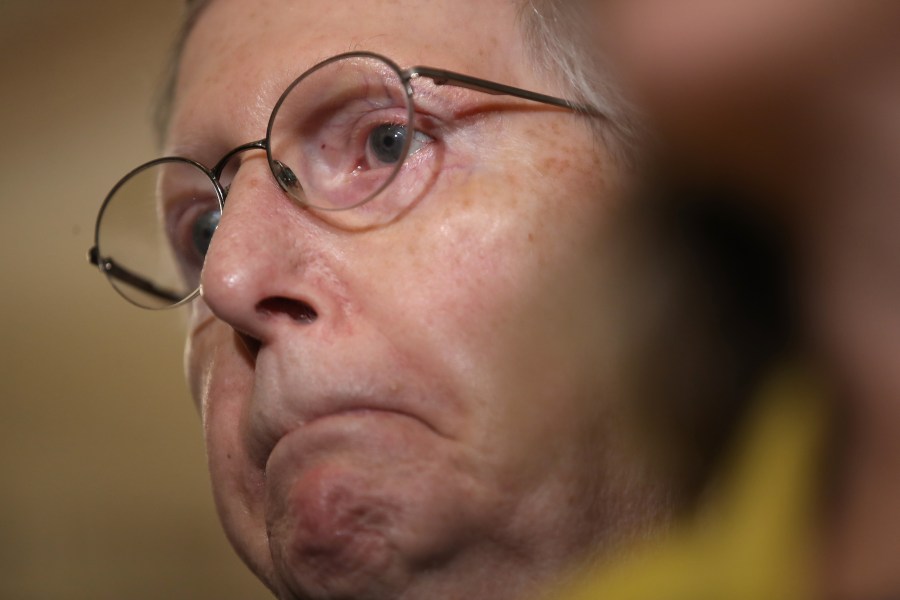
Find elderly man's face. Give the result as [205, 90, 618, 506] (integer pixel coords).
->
[173, 1, 660, 598]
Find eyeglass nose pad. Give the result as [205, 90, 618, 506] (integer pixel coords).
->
[272, 160, 303, 195]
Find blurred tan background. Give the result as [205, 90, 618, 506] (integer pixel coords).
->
[0, 1, 270, 598]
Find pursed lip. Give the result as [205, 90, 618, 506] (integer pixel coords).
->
[247, 394, 441, 473]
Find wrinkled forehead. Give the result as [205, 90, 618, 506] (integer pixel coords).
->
[186, 0, 530, 73]
[169, 0, 537, 144]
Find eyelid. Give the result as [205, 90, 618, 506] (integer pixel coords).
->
[162, 189, 217, 242]
[412, 79, 547, 131]
[164, 195, 220, 283]
[401, 109, 445, 148]
[159, 182, 216, 213]
[410, 79, 485, 118]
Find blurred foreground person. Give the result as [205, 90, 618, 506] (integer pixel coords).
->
[86, 1, 697, 598]
[532, 1, 900, 598]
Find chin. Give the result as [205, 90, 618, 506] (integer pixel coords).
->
[265, 460, 410, 599]
[241, 412, 504, 600]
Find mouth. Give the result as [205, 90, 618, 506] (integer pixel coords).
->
[259, 406, 446, 503]
[250, 400, 440, 475]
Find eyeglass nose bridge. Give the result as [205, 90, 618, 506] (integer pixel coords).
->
[211, 139, 303, 203]
[211, 139, 299, 203]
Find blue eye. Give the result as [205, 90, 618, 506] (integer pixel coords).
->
[367, 123, 407, 164]
[364, 123, 433, 171]
[191, 209, 220, 257]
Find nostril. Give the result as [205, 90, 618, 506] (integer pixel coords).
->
[256, 297, 319, 324]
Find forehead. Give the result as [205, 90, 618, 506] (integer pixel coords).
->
[170, 0, 535, 149]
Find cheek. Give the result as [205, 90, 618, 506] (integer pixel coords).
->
[420, 151, 612, 342]
[381, 144, 616, 428]
[185, 304, 224, 414]
[185, 310, 255, 482]
[406, 140, 598, 296]
[391, 185, 537, 352]
[186, 313, 275, 574]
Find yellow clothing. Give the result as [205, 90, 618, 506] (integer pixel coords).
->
[555, 367, 828, 600]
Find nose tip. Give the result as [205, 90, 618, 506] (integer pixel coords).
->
[198, 164, 334, 346]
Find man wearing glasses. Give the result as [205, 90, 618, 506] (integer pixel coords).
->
[89, 1, 673, 599]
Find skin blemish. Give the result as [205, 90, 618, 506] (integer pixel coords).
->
[542, 156, 572, 174]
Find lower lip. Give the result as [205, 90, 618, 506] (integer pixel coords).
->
[264, 409, 432, 477]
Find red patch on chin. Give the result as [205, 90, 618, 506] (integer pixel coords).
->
[273, 463, 400, 595]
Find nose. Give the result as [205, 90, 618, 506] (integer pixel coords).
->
[199, 159, 334, 346]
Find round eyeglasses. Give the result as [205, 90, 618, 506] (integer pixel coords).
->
[88, 51, 598, 309]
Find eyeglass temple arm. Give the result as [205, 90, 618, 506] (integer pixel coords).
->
[408, 67, 602, 117]
[88, 246, 183, 304]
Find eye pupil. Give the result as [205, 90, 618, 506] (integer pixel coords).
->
[369, 124, 407, 164]
[192, 210, 221, 257]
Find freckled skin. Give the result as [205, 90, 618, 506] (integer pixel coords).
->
[175, 1, 669, 599]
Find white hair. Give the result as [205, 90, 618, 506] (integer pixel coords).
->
[519, 0, 644, 165]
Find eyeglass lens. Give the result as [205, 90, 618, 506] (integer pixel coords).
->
[268, 54, 415, 211]
[95, 157, 220, 309]
[95, 53, 424, 309]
